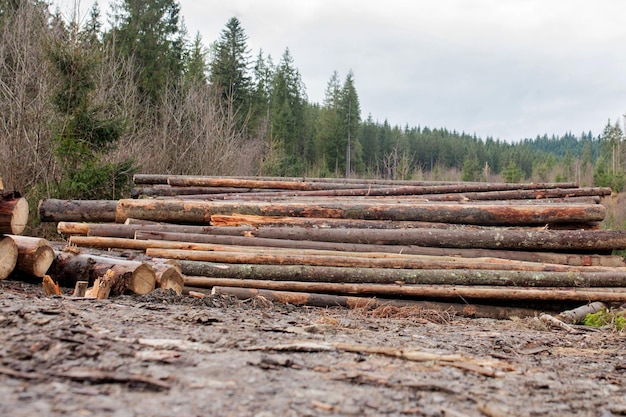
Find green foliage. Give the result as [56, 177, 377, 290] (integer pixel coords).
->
[502, 159, 524, 183]
[46, 20, 134, 200]
[108, 0, 185, 104]
[583, 308, 626, 330]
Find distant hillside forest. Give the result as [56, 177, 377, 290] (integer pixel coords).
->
[1, 0, 625, 202]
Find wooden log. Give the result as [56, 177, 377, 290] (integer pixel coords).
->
[0, 196, 28, 235]
[167, 177, 386, 191]
[179, 261, 626, 288]
[138, 225, 625, 252]
[57, 222, 90, 236]
[132, 185, 259, 198]
[49, 250, 156, 295]
[115, 199, 605, 226]
[175, 185, 609, 201]
[39, 199, 118, 223]
[0, 235, 18, 280]
[149, 260, 184, 295]
[190, 285, 541, 319]
[133, 174, 578, 189]
[67, 234, 620, 274]
[134, 229, 625, 267]
[210, 282, 626, 302]
[73, 281, 88, 297]
[143, 247, 623, 274]
[557, 302, 606, 324]
[7, 235, 54, 277]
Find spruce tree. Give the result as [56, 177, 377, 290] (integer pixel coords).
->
[47, 15, 133, 199]
[209, 16, 252, 129]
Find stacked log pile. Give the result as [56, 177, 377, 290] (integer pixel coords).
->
[36, 174, 626, 316]
[0, 177, 53, 281]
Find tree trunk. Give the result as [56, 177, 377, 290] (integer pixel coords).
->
[143, 247, 619, 274]
[114, 199, 605, 226]
[39, 199, 118, 223]
[209, 282, 626, 303]
[211, 226, 626, 252]
[0, 235, 18, 280]
[49, 250, 155, 295]
[135, 229, 625, 267]
[0, 196, 28, 235]
[178, 261, 626, 288]
[7, 235, 54, 277]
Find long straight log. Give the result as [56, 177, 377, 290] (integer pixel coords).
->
[131, 224, 625, 252]
[209, 283, 626, 303]
[0, 235, 18, 280]
[223, 226, 626, 252]
[174, 185, 609, 201]
[134, 174, 578, 189]
[39, 199, 118, 223]
[67, 234, 621, 273]
[7, 235, 54, 277]
[143, 247, 624, 274]
[178, 261, 626, 288]
[134, 230, 625, 267]
[168, 177, 390, 191]
[0, 196, 28, 235]
[114, 199, 605, 225]
[57, 223, 625, 267]
[188, 285, 542, 319]
[49, 250, 155, 295]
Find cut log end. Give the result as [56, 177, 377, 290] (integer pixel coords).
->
[0, 197, 29, 235]
[0, 236, 18, 280]
[129, 264, 157, 295]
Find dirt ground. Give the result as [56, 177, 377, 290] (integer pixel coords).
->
[1, 279, 625, 417]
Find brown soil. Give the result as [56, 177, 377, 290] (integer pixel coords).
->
[1, 279, 625, 417]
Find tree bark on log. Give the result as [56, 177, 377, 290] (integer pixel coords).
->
[172, 186, 609, 201]
[206, 226, 626, 252]
[178, 261, 626, 288]
[49, 250, 155, 295]
[133, 174, 578, 189]
[143, 247, 622, 274]
[208, 281, 626, 302]
[133, 229, 625, 267]
[7, 235, 54, 277]
[39, 199, 118, 223]
[0, 235, 18, 280]
[114, 199, 605, 226]
[0, 196, 28, 235]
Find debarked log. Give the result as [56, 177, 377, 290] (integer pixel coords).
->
[114, 199, 605, 226]
[209, 283, 626, 303]
[7, 235, 54, 277]
[0, 196, 28, 235]
[39, 199, 118, 223]
[0, 235, 18, 279]
[178, 261, 626, 288]
[49, 250, 155, 295]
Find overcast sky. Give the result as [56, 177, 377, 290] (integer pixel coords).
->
[72, 0, 626, 142]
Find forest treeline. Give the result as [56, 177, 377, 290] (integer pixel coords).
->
[1, 0, 625, 203]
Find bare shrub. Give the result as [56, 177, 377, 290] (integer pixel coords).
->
[109, 79, 264, 176]
[0, 2, 56, 192]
